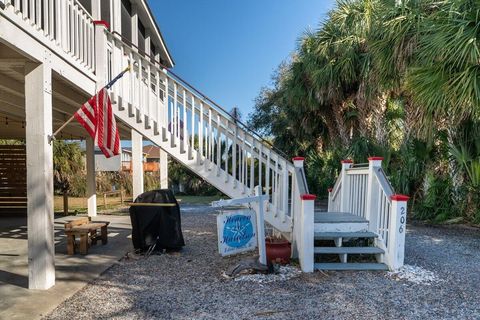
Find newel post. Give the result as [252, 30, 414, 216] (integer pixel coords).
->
[388, 195, 409, 270]
[366, 157, 383, 231]
[292, 157, 304, 169]
[339, 160, 353, 212]
[291, 157, 314, 272]
[298, 194, 315, 272]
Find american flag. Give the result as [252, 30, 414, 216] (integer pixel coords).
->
[74, 88, 120, 158]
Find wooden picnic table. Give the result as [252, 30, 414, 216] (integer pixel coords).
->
[64, 218, 110, 255]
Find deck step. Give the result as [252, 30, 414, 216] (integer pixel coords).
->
[314, 231, 378, 239]
[314, 212, 367, 223]
[314, 263, 388, 271]
[314, 246, 384, 254]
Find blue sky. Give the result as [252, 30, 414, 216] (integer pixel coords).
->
[149, 0, 336, 121]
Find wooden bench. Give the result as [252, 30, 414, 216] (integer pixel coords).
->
[64, 217, 110, 255]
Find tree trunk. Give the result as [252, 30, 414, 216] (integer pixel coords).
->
[63, 191, 68, 215]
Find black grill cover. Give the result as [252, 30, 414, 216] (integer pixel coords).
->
[129, 189, 185, 251]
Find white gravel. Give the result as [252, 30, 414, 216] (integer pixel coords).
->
[386, 264, 440, 285]
[44, 204, 480, 320]
[233, 265, 302, 284]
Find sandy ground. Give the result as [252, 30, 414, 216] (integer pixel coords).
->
[44, 205, 480, 320]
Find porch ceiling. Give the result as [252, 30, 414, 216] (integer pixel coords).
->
[0, 44, 132, 140]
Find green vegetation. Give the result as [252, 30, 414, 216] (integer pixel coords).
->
[51, 140, 219, 199]
[248, 0, 480, 223]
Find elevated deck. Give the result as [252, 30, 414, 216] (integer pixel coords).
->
[314, 211, 367, 223]
[314, 211, 369, 233]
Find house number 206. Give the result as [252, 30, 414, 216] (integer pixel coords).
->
[399, 206, 406, 233]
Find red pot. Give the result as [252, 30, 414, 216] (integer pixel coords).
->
[265, 238, 291, 265]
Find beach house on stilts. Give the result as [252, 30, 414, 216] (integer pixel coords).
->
[0, 0, 409, 290]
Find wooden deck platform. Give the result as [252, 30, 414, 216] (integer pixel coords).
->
[314, 211, 367, 224]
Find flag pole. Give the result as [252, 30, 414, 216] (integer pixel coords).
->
[49, 64, 132, 142]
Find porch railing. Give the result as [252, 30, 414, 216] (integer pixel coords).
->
[328, 158, 409, 270]
[3, 0, 95, 72]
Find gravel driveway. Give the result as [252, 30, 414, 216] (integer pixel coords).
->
[44, 205, 480, 320]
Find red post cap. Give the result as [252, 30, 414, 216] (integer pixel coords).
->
[301, 194, 317, 200]
[327, 188, 333, 192]
[368, 157, 384, 161]
[93, 20, 110, 30]
[292, 157, 305, 161]
[341, 159, 353, 164]
[391, 194, 410, 201]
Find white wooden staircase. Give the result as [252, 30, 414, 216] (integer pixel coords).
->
[103, 31, 297, 234]
[100, 28, 409, 273]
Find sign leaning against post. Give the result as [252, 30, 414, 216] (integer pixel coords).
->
[217, 209, 257, 256]
[212, 189, 268, 265]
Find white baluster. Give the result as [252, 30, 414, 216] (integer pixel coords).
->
[199, 102, 204, 161]
[208, 108, 213, 166]
[42, 0, 48, 36]
[128, 50, 134, 106]
[241, 130, 246, 190]
[265, 149, 270, 208]
[146, 62, 151, 126]
[163, 73, 169, 137]
[224, 123, 229, 182]
[22, 0, 28, 19]
[49, 0, 54, 39]
[191, 95, 195, 154]
[258, 143, 263, 191]
[29, 0, 34, 23]
[232, 124, 237, 185]
[34, 0, 40, 27]
[80, 12, 85, 63]
[155, 69, 160, 129]
[172, 82, 178, 144]
[14, 0, 21, 13]
[250, 139, 255, 192]
[282, 160, 289, 220]
[182, 90, 187, 152]
[216, 113, 221, 176]
[272, 156, 278, 212]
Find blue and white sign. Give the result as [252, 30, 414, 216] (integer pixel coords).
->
[217, 210, 257, 256]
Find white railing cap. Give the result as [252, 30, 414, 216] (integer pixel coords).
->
[292, 157, 305, 168]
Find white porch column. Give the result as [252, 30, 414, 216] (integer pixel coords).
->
[25, 61, 55, 290]
[339, 160, 353, 212]
[131, 129, 144, 199]
[159, 149, 168, 189]
[86, 137, 97, 217]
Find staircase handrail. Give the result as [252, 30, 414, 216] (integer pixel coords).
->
[109, 30, 290, 161]
[373, 167, 394, 197]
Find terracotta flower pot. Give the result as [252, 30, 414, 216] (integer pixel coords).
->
[265, 238, 291, 265]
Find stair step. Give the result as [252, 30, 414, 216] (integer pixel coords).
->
[314, 232, 378, 239]
[314, 263, 388, 271]
[314, 246, 384, 254]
